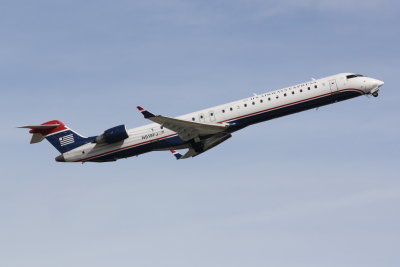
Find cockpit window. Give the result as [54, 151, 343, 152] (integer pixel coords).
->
[346, 74, 363, 79]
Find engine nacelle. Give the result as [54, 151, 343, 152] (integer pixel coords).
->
[95, 125, 129, 144]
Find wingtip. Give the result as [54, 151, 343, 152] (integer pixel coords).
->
[137, 106, 155, 118]
[170, 149, 182, 160]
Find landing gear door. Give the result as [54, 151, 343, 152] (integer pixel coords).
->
[329, 79, 338, 93]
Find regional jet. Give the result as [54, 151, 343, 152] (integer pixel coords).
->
[19, 73, 384, 162]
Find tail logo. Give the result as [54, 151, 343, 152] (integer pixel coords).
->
[59, 134, 75, 146]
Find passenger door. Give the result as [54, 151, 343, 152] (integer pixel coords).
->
[329, 79, 338, 93]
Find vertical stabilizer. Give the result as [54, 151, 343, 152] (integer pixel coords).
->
[18, 120, 92, 153]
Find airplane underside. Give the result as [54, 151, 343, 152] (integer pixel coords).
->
[88, 89, 364, 162]
[19, 72, 384, 163]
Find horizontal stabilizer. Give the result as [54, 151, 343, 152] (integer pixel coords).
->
[18, 124, 61, 144]
[17, 124, 60, 130]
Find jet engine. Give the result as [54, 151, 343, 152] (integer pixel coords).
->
[95, 125, 129, 144]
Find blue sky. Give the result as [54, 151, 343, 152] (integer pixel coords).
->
[1, 1, 400, 266]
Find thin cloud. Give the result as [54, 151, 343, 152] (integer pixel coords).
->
[203, 187, 400, 226]
[134, 0, 398, 27]
[214, 0, 395, 21]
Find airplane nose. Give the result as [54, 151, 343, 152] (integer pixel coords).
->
[55, 154, 65, 162]
[370, 79, 384, 89]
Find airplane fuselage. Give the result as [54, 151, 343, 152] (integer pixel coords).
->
[56, 73, 384, 162]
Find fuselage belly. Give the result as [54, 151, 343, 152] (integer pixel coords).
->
[21, 73, 381, 162]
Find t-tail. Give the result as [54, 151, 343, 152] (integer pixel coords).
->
[18, 120, 92, 154]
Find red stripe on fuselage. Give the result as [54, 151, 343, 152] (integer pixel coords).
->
[219, 88, 364, 123]
[77, 88, 364, 162]
[75, 133, 178, 162]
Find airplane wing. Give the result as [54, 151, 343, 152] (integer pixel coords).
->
[168, 132, 232, 159]
[136, 106, 229, 141]
[169, 150, 183, 160]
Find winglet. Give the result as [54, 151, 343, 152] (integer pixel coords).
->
[136, 106, 155, 119]
[170, 149, 182, 160]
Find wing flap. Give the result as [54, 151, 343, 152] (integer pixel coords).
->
[181, 148, 199, 159]
[176, 133, 232, 159]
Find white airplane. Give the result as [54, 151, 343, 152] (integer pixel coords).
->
[19, 73, 384, 163]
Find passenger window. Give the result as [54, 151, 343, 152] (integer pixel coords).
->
[300, 89, 303, 92]
[292, 91, 294, 94]
[222, 109, 225, 113]
[314, 85, 317, 88]
[268, 97, 271, 101]
[260, 99, 263, 103]
[284, 93, 287, 97]
[192, 117, 195, 121]
[252, 102, 255, 105]
[308, 87, 310, 90]
[276, 95, 279, 99]
[230, 107, 233, 111]
[244, 104, 247, 107]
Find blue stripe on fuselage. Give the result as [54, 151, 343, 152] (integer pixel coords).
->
[226, 89, 363, 130]
[87, 135, 185, 162]
[87, 90, 363, 162]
